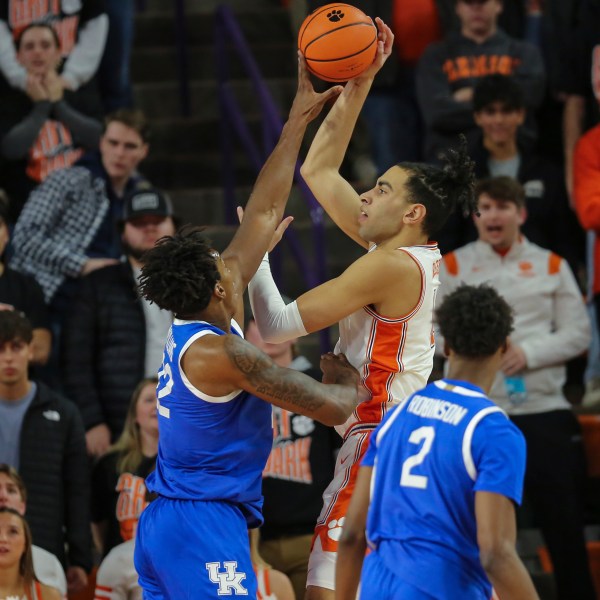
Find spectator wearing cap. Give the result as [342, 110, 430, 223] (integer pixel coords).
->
[62, 188, 176, 457]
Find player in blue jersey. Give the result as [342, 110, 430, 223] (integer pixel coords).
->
[131, 58, 360, 600]
[336, 284, 540, 600]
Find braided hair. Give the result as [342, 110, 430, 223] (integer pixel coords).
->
[138, 227, 221, 318]
[400, 135, 477, 236]
[436, 284, 513, 358]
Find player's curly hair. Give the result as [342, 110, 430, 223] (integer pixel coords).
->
[400, 135, 477, 235]
[436, 284, 513, 358]
[138, 226, 221, 318]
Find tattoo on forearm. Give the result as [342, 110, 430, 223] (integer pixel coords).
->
[225, 336, 327, 413]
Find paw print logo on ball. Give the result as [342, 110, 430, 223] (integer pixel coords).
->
[327, 9, 344, 22]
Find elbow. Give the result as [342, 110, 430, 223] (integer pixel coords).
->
[300, 161, 317, 184]
[479, 540, 515, 576]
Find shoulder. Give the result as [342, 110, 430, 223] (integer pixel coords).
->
[94, 449, 119, 473]
[418, 39, 450, 63]
[85, 261, 130, 284]
[44, 165, 95, 187]
[35, 383, 82, 418]
[441, 243, 477, 276]
[40, 582, 62, 600]
[578, 124, 600, 151]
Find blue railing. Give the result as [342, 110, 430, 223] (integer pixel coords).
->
[215, 4, 331, 352]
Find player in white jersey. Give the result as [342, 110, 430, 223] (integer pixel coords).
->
[248, 19, 477, 599]
[337, 284, 539, 600]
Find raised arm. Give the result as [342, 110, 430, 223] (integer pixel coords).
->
[300, 17, 394, 248]
[182, 334, 359, 427]
[222, 56, 343, 289]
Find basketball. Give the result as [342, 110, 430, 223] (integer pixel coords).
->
[298, 3, 377, 82]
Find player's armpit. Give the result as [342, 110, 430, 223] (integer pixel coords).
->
[222, 335, 359, 426]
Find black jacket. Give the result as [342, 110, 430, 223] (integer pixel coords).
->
[62, 260, 146, 438]
[436, 135, 586, 276]
[19, 382, 91, 570]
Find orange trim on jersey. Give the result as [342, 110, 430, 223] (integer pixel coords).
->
[363, 248, 426, 323]
[548, 253, 562, 275]
[357, 319, 407, 425]
[443, 251, 459, 276]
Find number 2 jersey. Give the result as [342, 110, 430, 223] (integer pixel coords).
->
[145, 318, 273, 528]
[362, 379, 527, 599]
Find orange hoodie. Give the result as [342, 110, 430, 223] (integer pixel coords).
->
[574, 123, 600, 295]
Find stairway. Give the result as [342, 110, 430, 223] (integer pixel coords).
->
[130, 0, 364, 359]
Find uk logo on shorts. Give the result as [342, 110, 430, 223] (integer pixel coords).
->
[206, 561, 248, 595]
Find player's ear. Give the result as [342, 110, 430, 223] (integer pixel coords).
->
[443, 340, 450, 358]
[214, 282, 225, 298]
[404, 203, 426, 225]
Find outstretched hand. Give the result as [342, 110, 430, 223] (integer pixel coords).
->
[355, 17, 395, 81]
[236, 205, 294, 252]
[289, 52, 344, 124]
[321, 352, 360, 387]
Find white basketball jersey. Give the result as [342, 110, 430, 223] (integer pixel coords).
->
[334, 243, 441, 437]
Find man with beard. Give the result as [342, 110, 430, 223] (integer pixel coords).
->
[62, 188, 176, 457]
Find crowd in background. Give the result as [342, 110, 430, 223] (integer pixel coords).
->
[0, 0, 600, 599]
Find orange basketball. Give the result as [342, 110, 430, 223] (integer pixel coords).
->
[298, 3, 377, 82]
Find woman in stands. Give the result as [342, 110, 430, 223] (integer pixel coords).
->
[92, 378, 159, 557]
[0, 507, 61, 599]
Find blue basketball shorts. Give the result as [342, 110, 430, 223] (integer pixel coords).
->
[134, 496, 257, 599]
[359, 551, 437, 600]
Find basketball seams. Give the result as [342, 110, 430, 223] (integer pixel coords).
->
[304, 21, 376, 59]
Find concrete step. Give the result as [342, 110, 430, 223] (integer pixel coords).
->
[148, 116, 265, 154]
[133, 77, 296, 119]
[142, 150, 257, 189]
[134, 8, 292, 48]
[131, 43, 296, 83]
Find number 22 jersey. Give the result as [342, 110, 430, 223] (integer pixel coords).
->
[362, 379, 526, 599]
[146, 318, 273, 528]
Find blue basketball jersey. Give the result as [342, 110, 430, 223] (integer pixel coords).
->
[146, 318, 273, 527]
[362, 379, 526, 599]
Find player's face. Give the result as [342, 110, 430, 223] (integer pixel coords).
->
[100, 122, 149, 183]
[474, 102, 525, 145]
[358, 166, 413, 243]
[17, 26, 61, 75]
[474, 193, 525, 250]
[456, 0, 502, 37]
[135, 382, 158, 437]
[0, 474, 25, 515]
[0, 338, 33, 388]
[123, 216, 175, 256]
[0, 512, 26, 569]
